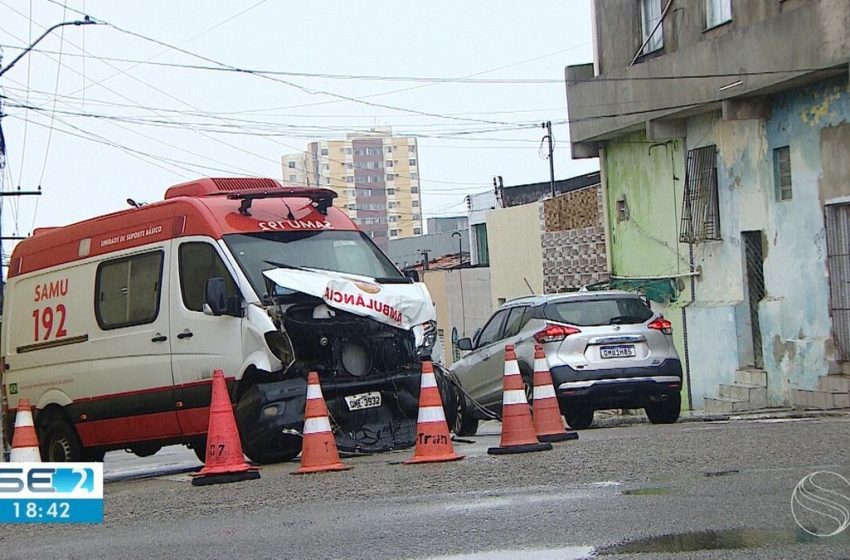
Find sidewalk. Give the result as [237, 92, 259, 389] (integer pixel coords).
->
[591, 406, 850, 429]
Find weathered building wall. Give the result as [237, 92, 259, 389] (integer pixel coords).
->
[487, 203, 544, 307]
[615, 77, 850, 408]
[540, 185, 608, 292]
[603, 132, 693, 408]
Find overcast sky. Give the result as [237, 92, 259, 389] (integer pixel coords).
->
[0, 0, 597, 258]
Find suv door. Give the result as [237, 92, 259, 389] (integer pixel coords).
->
[455, 309, 509, 405]
[482, 305, 530, 405]
[171, 240, 244, 436]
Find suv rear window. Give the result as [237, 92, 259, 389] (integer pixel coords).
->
[544, 297, 653, 327]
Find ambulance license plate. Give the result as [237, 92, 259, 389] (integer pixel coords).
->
[345, 391, 382, 411]
[600, 345, 636, 359]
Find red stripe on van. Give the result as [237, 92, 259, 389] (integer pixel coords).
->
[77, 411, 183, 446]
[72, 377, 231, 404]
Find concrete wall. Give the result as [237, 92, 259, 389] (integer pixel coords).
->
[422, 267, 492, 367]
[386, 229, 469, 270]
[487, 203, 544, 307]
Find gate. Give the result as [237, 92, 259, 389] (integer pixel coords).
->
[825, 203, 850, 361]
[743, 231, 766, 368]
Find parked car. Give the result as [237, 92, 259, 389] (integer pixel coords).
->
[449, 291, 682, 434]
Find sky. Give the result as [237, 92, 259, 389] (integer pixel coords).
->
[0, 0, 598, 260]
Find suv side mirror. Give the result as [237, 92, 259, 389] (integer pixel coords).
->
[204, 278, 240, 317]
[456, 337, 473, 351]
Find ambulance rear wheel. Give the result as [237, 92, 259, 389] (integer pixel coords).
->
[42, 419, 83, 463]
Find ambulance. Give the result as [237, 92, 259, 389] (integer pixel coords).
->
[0, 177, 448, 463]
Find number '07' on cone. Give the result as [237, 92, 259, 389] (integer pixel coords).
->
[404, 361, 463, 465]
[191, 369, 260, 486]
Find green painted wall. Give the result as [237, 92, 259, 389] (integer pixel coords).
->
[604, 132, 693, 409]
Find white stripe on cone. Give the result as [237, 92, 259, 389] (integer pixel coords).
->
[502, 389, 529, 406]
[303, 416, 332, 434]
[306, 384, 323, 400]
[533, 385, 557, 400]
[421, 373, 438, 388]
[417, 406, 447, 423]
[504, 360, 521, 376]
[14, 410, 34, 427]
[10, 447, 41, 462]
[534, 358, 549, 372]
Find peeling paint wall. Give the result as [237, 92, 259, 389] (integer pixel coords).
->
[604, 76, 850, 409]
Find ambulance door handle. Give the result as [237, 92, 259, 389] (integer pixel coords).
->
[151, 334, 168, 343]
[177, 330, 194, 340]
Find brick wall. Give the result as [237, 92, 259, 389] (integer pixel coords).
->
[540, 184, 609, 292]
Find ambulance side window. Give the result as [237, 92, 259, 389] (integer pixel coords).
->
[96, 251, 164, 329]
[179, 242, 239, 312]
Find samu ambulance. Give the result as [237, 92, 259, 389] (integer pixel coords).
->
[0, 177, 446, 463]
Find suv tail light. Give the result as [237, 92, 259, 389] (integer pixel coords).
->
[648, 317, 672, 335]
[534, 324, 581, 344]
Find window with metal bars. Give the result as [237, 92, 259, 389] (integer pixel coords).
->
[680, 145, 721, 243]
[774, 146, 792, 201]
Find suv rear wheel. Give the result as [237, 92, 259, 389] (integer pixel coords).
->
[645, 393, 681, 424]
[564, 404, 593, 430]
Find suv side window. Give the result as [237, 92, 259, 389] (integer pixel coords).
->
[501, 306, 529, 339]
[476, 309, 509, 348]
[179, 242, 239, 312]
[96, 251, 164, 329]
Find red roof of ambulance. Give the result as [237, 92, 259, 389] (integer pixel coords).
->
[8, 178, 355, 277]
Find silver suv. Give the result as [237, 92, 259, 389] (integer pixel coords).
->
[449, 291, 682, 435]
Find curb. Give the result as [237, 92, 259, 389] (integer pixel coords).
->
[591, 407, 850, 429]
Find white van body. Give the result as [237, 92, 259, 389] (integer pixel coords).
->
[1, 178, 440, 462]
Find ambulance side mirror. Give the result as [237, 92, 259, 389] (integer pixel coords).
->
[204, 277, 240, 317]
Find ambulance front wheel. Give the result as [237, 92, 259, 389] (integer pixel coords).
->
[41, 417, 83, 462]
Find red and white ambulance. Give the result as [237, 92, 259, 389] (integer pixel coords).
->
[1, 178, 444, 463]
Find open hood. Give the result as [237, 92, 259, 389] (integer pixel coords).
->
[263, 268, 435, 331]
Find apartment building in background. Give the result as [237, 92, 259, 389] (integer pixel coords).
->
[281, 128, 423, 249]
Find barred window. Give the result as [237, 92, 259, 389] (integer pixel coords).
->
[774, 146, 792, 201]
[680, 145, 721, 243]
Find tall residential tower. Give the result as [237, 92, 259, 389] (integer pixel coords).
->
[282, 128, 423, 249]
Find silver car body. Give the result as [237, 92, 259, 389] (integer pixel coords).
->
[450, 291, 682, 415]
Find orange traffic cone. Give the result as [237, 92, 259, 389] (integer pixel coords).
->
[10, 399, 41, 462]
[404, 361, 464, 465]
[532, 344, 578, 443]
[293, 371, 351, 474]
[191, 370, 260, 486]
[488, 344, 552, 455]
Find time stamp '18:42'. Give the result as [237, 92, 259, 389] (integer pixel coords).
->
[11, 501, 70, 519]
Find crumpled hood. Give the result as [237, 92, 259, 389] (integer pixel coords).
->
[263, 268, 436, 331]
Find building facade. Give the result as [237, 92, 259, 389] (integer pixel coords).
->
[566, 0, 850, 412]
[281, 128, 423, 249]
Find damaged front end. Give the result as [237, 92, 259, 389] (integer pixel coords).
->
[236, 268, 448, 461]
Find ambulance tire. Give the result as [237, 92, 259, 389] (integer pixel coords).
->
[42, 417, 83, 463]
[241, 436, 300, 465]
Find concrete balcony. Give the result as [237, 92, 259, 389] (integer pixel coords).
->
[565, 0, 850, 155]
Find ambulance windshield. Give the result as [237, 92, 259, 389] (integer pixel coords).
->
[224, 230, 404, 296]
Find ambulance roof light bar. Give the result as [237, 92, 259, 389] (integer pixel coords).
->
[225, 188, 338, 216]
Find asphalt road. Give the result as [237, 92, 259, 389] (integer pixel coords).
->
[1, 417, 849, 559]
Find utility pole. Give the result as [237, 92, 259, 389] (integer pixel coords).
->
[420, 249, 431, 270]
[451, 231, 466, 337]
[542, 121, 555, 198]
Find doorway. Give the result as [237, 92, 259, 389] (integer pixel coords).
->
[825, 203, 850, 361]
[742, 231, 766, 368]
